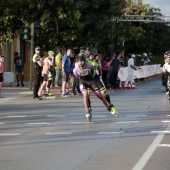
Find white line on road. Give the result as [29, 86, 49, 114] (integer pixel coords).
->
[47, 115, 67, 118]
[116, 121, 139, 124]
[0, 133, 21, 136]
[162, 120, 170, 123]
[71, 122, 94, 124]
[27, 122, 50, 125]
[97, 131, 125, 135]
[150, 131, 170, 134]
[6, 116, 27, 118]
[158, 144, 170, 147]
[92, 115, 107, 118]
[132, 133, 164, 170]
[46, 132, 73, 135]
[0, 122, 5, 125]
[167, 115, 170, 117]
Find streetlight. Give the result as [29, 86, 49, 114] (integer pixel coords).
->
[29, 23, 34, 90]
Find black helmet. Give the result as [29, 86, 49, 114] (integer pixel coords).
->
[164, 51, 170, 58]
[77, 55, 86, 62]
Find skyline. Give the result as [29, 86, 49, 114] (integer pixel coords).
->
[143, 0, 170, 16]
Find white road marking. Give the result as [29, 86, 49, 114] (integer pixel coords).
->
[97, 131, 125, 135]
[167, 115, 170, 117]
[46, 132, 73, 135]
[116, 121, 139, 124]
[158, 144, 170, 147]
[132, 133, 164, 170]
[47, 115, 67, 118]
[150, 131, 170, 134]
[0, 133, 21, 136]
[162, 120, 170, 123]
[0, 122, 5, 125]
[27, 122, 50, 125]
[70, 122, 94, 124]
[92, 115, 107, 118]
[6, 116, 27, 118]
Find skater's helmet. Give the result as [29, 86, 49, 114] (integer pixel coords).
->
[35, 46, 41, 50]
[77, 54, 86, 62]
[131, 54, 135, 58]
[48, 51, 55, 55]
[164, 51, 170, 58]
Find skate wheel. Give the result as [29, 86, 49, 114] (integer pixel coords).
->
[114, 111, 118, 118]
[87, 115, 92, 122]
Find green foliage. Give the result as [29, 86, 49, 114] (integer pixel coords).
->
[0, 0, 170, 60]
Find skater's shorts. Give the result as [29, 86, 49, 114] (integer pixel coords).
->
[62, 72, 70, 83]
[43, 74, 48, 81]
[0, 73, 3, 82]
[15, 68, 24, 75]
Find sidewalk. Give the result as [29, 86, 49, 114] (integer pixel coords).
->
[1, 82, 62, 99]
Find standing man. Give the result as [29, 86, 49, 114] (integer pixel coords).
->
[108, 53, 121, 91]
[125, 54, 137, 89]
[55, 49, 62, 87]
[14, 52, 24, 86]
[61, 49, 71, 97]
[32, 46, 43, 99]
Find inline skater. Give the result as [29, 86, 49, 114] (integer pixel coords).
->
[161, 51, 170, 94]
[38, 51, 54, 99]
[83, 51, 118, 118]
[162, 53, 170, 99]
[73, 55, 117, 122]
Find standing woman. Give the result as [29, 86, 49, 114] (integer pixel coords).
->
[101, 56, 109, 87]
[0, 55, 4, 98]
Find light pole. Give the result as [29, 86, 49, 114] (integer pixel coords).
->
[29, 23, 34, 90]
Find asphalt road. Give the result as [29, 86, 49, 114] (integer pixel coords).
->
[0, 78, 170, 170]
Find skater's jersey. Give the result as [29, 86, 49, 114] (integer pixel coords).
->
[73, 63, 94, 80]
[162, 62, 170, 73]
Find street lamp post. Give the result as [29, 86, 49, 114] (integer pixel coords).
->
[29, 23, 34, 90]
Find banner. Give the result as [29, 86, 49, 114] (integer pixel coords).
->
[118, 64, 161, 82]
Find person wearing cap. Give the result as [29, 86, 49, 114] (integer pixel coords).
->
[32, 46, 43, 99]
[125, 54, 137, 89]
[73, 54, 118, 122]
[38, 50, 54, 98]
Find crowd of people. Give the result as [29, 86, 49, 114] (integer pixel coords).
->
[31, 47, 139, 99]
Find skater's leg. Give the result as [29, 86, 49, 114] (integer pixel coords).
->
[38, 81, 47, 97]
[82, 90, 90, 112]
[94, 90, 109, 109]
[0, 82, 3, 98]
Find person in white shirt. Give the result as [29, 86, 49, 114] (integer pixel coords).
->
[125, 54, 137, 89]
[162, 55, 170, 96]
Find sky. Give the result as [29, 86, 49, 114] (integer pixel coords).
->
[143, 0, 170, 16]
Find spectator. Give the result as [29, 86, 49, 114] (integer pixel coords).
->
[108, 52, 121, 91]
[141, 53, 151, 65]
[72, 54, 81, 95]
[125, 54, 137, 89]
[55, 49, 62, 87]
[0, 55, 4, 98]
[32, 46, 43, 99]
[117, 51, 124, 66]
[61, 49, 72, 97]
[14, 52, 24, 86]
[101, 56, 109, 87]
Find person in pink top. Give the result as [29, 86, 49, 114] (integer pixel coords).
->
[0, 55, 4, 98]
[101, 56, 109, 87]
